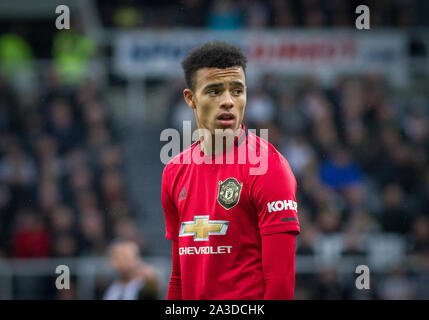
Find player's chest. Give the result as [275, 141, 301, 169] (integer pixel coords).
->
[172, 166, 252, 222]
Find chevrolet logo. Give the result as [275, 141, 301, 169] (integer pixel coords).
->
[179, 216, 228, 241]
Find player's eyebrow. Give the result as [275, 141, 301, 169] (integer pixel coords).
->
[229, 81, 245, 88]
[202, 81, 245, 92]
[202, 83, 224, 91]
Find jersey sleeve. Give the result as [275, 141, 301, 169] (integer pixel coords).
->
[161, 164, 179, 241]
[249, 153, 300, 236]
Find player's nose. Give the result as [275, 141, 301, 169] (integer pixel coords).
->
[219, 91, 234, 109]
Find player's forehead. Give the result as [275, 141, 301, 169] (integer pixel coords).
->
[194, 67, 245, 90]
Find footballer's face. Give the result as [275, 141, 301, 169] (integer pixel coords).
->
[184, 66, 246, 134]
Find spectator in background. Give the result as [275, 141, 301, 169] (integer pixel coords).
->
[52, 19, 96, 86]
[0, 25, 35, 93]
[206, 0, 244, 30]
[103, 240, 159, 300]
[47, 99, 80, 155]
[243, 0, 270, 28]
[245, 87, 276, 128]
[0, 184, 12, 256]
[319, 145, 363, 192]
[278, 89, 309, 137]
[313, 267, 350, 299]
[380, 183, 411, 234]
[11, 207, 51, 258]
[281, 135, 315, 177]
[409, 215, 429, 254]
[176, 0, 206, 27]
[379, 266, 417, 300]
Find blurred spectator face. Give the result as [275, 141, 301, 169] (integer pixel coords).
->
[36, 135, 58, 159]
[283, 135, 315, 176]
[245, 89, 275, 125]
[38, 179, 61, 212]
[331, 0, 350, 26]
[272, 0, 295, 26]
[342, 81, 364, 114]
[348, 209, 379, 234]
[107, 201, 131, 223]
[279, 89, 297, 110]
[0, 142, 37, 186]
[376, 102, 395, 124]
[76, 189, 98, 212]
[77, 80, 98, 104]
[313, 186, 335, 210]
[69, 166, 93, 191]
[51, 100, 72, 129]
[36, 136, 61, 180]
[344, 183, 366, 208]
[342, 229, 364, 254]
[392, 144, 411, 166]
[102, 169, 124, 204]
[320, 267, 339, 285]
[50, 205, 74, 233]
[24, 111, 44, 136]
[380, 127, 401, 152]
[66, 148, 87, 172]
[113, 218, 143, 248]
[245, 0, 269, 28]
[346, 122, 366, 146]
[109, 241, 140, 277]
[87, 123, 110, 148]
[80, 209, 105, 242]
[380, 267, 417, 299]
[313, 122, 338, 150]
[100, 145, 122, 169]
[404, 110, 428, 144]
[317, 209, 341, 233]
[84, 101, 106, 126]
[332, 147, 351, 166]
[53, 233, 77, 257]
[412, 216, 429, 248]
[383, 184, 403, 209]
[305, 8, 325, 27]
[297, 224, 319, 254]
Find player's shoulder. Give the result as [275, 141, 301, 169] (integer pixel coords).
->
[246, 129, 289, 164]
[163, 141, 198, 174]
[245, 129, 294, 177]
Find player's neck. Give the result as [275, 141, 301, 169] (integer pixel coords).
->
[199, 124, 243, 156]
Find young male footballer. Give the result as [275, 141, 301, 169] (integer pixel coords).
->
[161, 41, 300, 300]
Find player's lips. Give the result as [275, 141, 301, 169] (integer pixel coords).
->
[217, 112, 236, 126]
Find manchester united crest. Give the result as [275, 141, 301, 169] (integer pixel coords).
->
[217, 177, 243, 210]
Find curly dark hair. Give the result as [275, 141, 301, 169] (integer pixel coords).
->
[181, 41, 247, 91]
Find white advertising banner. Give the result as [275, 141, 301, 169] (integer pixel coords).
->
[113, 30, 408, 85]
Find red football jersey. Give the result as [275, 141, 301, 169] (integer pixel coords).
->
[161, 125, 300, 300]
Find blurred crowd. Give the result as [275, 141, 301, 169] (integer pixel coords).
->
[97, 0, 429, 29]
[0, 71, 145, 260]
[169, 71, 429, 299]
[1, 0, 429, 299]
[249, 73, 429, 299]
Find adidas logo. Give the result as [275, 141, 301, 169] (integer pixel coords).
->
[179, 187, 187, 201]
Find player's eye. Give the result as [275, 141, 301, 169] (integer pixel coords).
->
[208, 89, 219, 96]
[232, 89, 243, 95]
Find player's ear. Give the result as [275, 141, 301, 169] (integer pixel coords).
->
[184, 88, 196, 110]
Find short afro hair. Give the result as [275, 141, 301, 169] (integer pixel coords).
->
[181, 41, 247, 91]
